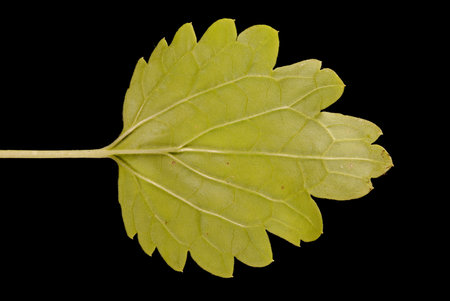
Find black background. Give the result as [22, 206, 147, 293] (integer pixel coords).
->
[0, 2, 437, 298]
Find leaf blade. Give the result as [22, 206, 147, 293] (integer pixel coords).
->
[113, 19, 392, 277]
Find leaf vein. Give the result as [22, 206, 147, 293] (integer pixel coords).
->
[114, 157, 250, 228]
[167, 154, 316, 228]
[131, 172, 187, 247]
[175, 148, 385, 164]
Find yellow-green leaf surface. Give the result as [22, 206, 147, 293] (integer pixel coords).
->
[108, 19, 393, 277]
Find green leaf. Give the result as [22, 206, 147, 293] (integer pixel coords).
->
[109, 18, 393, 277]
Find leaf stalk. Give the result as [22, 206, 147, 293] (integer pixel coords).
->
[0, 148, 180, 158]
[0, 149, 114, 159]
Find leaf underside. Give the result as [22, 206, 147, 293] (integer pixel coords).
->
[109, 19, 392, 277]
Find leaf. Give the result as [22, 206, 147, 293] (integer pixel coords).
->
[109, 19, 393, 277]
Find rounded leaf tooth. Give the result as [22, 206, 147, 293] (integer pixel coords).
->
[265, 192, 323, 244]
[318, 112, 383, 143]
[151, 221, 188, 272]
[162, 22, 197, 69]
[264, 218, 302, 246]
[190, 237, 234, 278]
[273, 59, 322, 110]
[309, 173, 374, 201]
[284, 192, 323, 241]
[126, 57, 147, 88]
[133, 199, 156, 256]
[148, 38, 168, 62]
[315, 68, 345, 110]
[292, 68, 345, 115]
[198, 18, 237, 48]
[237, 24, 279, 74]
[193, 18, 237, 66]
[368, 144, 393, 178]
[142, 38, 168, 99]
[273, 59, 322, 78]
[122, 58, 147, 129]
[233, 227, 273, 267]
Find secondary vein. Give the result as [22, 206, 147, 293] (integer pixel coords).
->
[166, 153, 316, 228]
[109, 74, 274, 148]
[114, 156, 250, 229]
